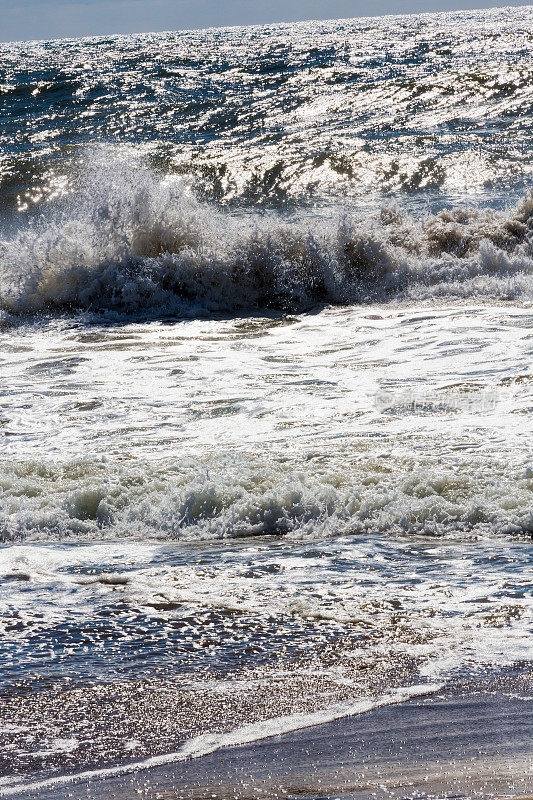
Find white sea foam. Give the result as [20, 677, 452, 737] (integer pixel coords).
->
[1, 153, 533, 318]
[2, 293, 533, 544]
[2, 451, 533, 542]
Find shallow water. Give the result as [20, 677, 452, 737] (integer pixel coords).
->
[1, 7, 533, 795]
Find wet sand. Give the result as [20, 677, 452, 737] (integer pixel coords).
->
[8, 670, 532, 800]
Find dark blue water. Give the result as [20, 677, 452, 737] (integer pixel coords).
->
[1, 6, 533, 221]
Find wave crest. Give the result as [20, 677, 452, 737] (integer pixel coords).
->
[1, 155, 533, 316]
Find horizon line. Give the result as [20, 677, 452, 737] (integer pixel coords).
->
[2, 2, 531, 46]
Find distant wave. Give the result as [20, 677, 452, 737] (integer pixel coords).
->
[2, 8, 533, 212]
[1, 154, 533, 319]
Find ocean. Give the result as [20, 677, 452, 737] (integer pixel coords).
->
[0, 6, 532, 797]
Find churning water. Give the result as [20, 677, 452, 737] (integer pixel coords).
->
[0, 7, 532, 795]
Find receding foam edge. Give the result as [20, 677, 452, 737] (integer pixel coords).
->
[0, 682, 443, 798]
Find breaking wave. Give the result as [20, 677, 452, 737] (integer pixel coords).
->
[2, 451, 533, 543]
[1, 154, 533, 319]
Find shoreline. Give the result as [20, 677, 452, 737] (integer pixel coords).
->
[6, 669, 532, 800]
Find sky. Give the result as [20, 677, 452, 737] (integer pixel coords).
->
[0, 0, 530, 43]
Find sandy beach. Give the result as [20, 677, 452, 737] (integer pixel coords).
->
[4, 667, 530, 800]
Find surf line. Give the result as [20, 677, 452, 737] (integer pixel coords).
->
[0, 682, 443, 797]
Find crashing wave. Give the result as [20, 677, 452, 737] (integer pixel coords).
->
[1, 155, 533, 317]
[2, 453, 533, 543]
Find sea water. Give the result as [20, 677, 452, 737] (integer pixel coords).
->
[0, 7, 532, 793]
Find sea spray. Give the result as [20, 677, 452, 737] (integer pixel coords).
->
[2, 154, 533, 316]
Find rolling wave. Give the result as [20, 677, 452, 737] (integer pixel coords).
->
[2, 448, 533, 542]
[1, 155, 533, 319]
